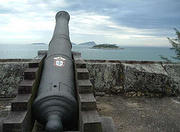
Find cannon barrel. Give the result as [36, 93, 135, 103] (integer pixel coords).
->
[33, 11, 77, 132]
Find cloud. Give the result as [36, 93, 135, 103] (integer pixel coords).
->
[0, 0, 179, 46]
[64, 0, 180, 29]
[69, 11, 171, 46]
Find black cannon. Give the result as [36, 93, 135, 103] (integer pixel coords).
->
[33, 11, 77, 132]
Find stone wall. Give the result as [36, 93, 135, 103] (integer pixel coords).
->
[1, 59, 180, 97]
[86, 60, 180, 96]
[0, 60, 31, 97]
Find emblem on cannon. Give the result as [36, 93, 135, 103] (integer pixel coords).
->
[54, 56, 66, 67]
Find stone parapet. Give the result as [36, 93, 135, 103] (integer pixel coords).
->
[85, 60, 180, 96]
[1, 59, 180, 98]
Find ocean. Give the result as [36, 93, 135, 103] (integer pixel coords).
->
[0, 44, 177, 61]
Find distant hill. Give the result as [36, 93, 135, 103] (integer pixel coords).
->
[78, 41, 96, 46]
[31, 43, 47, 45]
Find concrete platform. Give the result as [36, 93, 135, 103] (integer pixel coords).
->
[96, 95, 180, 132]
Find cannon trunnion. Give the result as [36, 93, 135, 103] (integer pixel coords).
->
[33, 11, 77, 132]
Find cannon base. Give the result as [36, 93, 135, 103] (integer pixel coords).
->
[32, 51, 116, 132]
[2, 51, 116, 132]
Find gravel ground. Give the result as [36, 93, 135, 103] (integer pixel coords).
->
[1, 96, 180, 132]
[96, 95, 180, 132]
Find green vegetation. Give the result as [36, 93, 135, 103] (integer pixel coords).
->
[160, 28, 180, 62]
[92, 44, 120, 49]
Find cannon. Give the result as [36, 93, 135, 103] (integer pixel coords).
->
[33, 11, 77, 132]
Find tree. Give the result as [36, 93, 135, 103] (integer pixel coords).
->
[160, 28, 180, 62]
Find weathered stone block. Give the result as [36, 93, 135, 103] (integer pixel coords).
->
[162, 63, 180, 94]
[29, 55, 46, 68]
[38, 50, 48, 56]
[77, 80, 93, 93]
[75, 59, 86, 68]
[0, 62, 29, 97]
[86, 62, 123, 93]
[11, 94, 32, 111]
[76, 68, 89, 80]
[18, 80, 35, 94]
[28, 60, 41, 68]
[79, 93, 96, 111]
[24, 68, 38, 80]
[80, 110, 102, 132]
[122, 63, 178, 95]
[3, 110, 32, 132]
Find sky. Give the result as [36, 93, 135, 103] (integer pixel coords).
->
[0, 0, 179, 47]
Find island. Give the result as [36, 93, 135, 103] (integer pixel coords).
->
[92, 44, 124, 49]
[78, 41, 96, 47]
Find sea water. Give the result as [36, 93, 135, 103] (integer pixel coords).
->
[0, 44, 177, 61]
